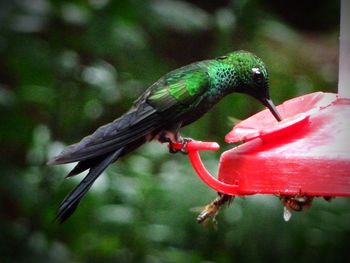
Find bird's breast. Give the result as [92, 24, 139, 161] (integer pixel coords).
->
[181, 90, 225, 126]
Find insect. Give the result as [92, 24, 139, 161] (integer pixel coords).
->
[196, 194, 234, 225]
[280, 195, 314, 221]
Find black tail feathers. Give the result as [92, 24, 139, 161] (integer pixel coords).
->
[56, 148, 124, 223]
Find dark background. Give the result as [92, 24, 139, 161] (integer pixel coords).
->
[0, 0, 348, 262]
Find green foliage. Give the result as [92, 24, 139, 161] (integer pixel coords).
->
[0, 0, 347, 262]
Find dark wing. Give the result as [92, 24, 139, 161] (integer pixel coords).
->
[49, 102, 162, 164]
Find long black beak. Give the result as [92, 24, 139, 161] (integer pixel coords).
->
[261, 98, 282, 121]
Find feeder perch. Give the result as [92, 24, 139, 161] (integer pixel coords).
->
[177, 92, 350, 197]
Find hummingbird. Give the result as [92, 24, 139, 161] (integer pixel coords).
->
[49, 50, 282, 223]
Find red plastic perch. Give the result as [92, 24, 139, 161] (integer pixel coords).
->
[178, 92, 350, 197]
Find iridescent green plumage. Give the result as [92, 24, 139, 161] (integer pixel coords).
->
[49, 50, 281, 222]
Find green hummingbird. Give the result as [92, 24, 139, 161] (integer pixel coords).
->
[49, 50, 281, 222]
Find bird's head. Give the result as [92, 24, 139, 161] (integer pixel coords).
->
[218, 51, 282, 121]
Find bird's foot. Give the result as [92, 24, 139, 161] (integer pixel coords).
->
[158, 131, 192, 154]
[197, 193, 234, 225]
[168, 136, 192, 154]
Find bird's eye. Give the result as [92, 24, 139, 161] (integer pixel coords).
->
[252, 67, 264, 84]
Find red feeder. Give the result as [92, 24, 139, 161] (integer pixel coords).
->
[179, 92, 350, 197]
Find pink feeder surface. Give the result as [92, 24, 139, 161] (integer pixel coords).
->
[181, 92, 350, 197]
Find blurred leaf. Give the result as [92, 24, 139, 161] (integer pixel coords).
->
[151, 0, 212, 32]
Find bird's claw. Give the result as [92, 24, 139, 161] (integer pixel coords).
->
[168, 137, 192, 154]
[179, 137, 192, 154]
[168, 146, 179, 154]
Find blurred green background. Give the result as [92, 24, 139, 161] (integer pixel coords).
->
[0, 0, 349, 262]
